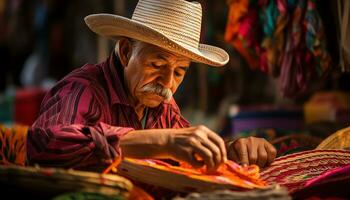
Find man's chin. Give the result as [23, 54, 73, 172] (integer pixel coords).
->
[140, 96, 164, 107]
[142, 100, 163, 108]
[138, 93, 168, 107]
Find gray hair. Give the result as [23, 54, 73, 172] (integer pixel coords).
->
[140, 83, 173, 101]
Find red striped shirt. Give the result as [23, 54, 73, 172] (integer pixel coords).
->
[27, 52, 190, 170]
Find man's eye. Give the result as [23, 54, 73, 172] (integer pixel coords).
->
[174, 71, 182, 77]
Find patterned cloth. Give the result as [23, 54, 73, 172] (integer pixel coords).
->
[225, 0, 331, 97]
[260, 149, 350, 193]
[0, 125, 28, 166]
[27, 52, 189, 170]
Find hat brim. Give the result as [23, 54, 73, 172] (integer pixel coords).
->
[85, 14, 229, 67]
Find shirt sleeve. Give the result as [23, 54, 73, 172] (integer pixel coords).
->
[27, 81, 134, 170]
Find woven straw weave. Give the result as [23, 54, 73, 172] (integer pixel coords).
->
[316, 127, 350, 150]
[260, 149, 350, 193]
[0, 165, 133, 198]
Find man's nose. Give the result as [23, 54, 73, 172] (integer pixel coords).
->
[159, 69, 174, 89]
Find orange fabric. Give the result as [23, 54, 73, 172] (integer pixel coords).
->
[105, 158, 267, 190]
[179, 160, 266, 188]
[103, 155, 122, 174]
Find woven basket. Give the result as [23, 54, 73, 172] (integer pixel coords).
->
[0, 165, 132, 199]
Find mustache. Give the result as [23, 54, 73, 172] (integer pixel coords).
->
[140, 83, 173, 101]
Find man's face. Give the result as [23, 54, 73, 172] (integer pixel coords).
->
[124, 41, 190, 107]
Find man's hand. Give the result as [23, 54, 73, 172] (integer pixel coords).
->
[165, 125, 227, 171]
[120, 125, 227, 172]
[227, 137, 277, 168]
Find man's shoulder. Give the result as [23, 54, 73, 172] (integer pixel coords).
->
[65, 63, 104, 84]
[47, 63, 106, 96]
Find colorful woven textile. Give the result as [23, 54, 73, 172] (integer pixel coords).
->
[115, 158, 267, 193]
[0, 124, 28, 166]
[225, 0, 331, 97]
[260, 149, 350, 193]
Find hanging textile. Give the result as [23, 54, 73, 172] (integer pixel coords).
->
[225, 0, 332, 98]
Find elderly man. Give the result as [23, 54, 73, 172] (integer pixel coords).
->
[27, 0, 276, 172]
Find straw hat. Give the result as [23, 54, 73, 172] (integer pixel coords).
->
[84, 0, 229, 67]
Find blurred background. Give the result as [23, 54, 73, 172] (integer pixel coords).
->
[1, 0, 350, 155]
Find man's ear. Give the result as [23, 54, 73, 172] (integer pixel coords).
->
[118, 38, 133, 68]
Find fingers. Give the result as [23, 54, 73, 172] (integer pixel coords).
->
[265, 142, 277, 165]
[257, 145, 268, 167]
[172, 146, 205, 169]
[227, 144, 248, 166]
[234, 139, 249, 165]
[167, 125, 227, 171]
[184, 151, 205, 169]
[227, 142, 240, 162]
[178, 136, 217, 171]
[247, 138, 258, 165]
[192, 143, 216, 171]
[200, 138, 222, 169]
[230, 137, 276, 168]
[193, 126, 227, 169]
[204, 126, 228, 163]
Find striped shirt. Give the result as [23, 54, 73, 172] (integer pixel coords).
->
[27, 52, 190, 170]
